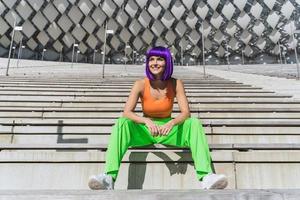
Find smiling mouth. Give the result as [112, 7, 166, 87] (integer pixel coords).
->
[151, 65, 161, 69]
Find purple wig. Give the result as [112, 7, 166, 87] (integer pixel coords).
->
[145, 46, 173, 81]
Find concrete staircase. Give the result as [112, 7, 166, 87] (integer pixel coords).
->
[1, 190, 300, 200]
[0, 64, 300, 193]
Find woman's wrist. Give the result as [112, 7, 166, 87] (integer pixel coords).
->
[142, 117, 150, 124]
[169, 119, 175, 126]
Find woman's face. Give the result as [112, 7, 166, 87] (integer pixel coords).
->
[148, 56, 166, 78]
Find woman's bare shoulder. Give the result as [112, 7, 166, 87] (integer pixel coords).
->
[135, 78, 145, 86]
[170, 77, 184, 88]
[175, 78, 185, 86]
[132, 78, 145, 92]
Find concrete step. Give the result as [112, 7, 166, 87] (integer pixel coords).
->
[0, 149, 233, 162]
[2, 149, 300, 162]
[0, 80, 255, 86]
[2, 134, 300, 144]
[0, 77, 231, 82]
[0, 96, 295, 102]
[1, 106, 300, 112]
[3, 125, 300, 134]
[1, 111, 300, 119]
[2, 126, 300, 144]
[0, 190, 299, 200]
[0, 76, 226, 80]
[1, 118, 300, 126]
[4, 100, 290, 108]
[0, 80, 257, 86]
[0, 81, 247, 87]
[1, 143, 300, 151]
[1, 149, 300, 189]
[0, 84, 263, 89]
[1, 101, 300, 109]
[0, 77, 234, 82]
[0, 91, 287, 97]
[0, 87, 275, 93]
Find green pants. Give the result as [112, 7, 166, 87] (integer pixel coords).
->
[104, 117, 212, 181]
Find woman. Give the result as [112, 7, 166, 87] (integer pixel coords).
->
[88, 46, 228, 190]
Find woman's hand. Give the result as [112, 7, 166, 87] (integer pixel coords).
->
[158, 120, 174, 136]
[144, 118, 160, 136]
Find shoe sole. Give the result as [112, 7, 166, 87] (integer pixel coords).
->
[208, 176, 228, 189]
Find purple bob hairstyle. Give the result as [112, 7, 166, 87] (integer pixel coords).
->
[145, 46, 173, 81]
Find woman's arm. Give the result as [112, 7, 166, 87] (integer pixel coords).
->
[171, 79, 191, 125]
[159, 79, 191, 135]
[122, 80, 160, 134]
[122, 80, 146, 123]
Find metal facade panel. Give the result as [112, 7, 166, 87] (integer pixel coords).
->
[0, 0, 298, 62]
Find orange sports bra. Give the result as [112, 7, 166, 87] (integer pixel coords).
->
[141, 78, 175, 118]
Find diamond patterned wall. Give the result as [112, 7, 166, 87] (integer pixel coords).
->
[0, 0, 299, 63]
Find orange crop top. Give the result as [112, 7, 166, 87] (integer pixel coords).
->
[141, 78, 175, 118]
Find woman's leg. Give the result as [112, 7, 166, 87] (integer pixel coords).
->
[104, 117, 155, 180]
[157, 117, 213, 180]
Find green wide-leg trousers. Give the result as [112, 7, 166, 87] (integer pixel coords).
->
[104, 117, 213, 181]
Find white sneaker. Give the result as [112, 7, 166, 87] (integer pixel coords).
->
[88, 173, 114, 190]
[200, 173, 228, 189]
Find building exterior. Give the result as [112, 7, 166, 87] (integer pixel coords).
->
[0, 0, 299, 65]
